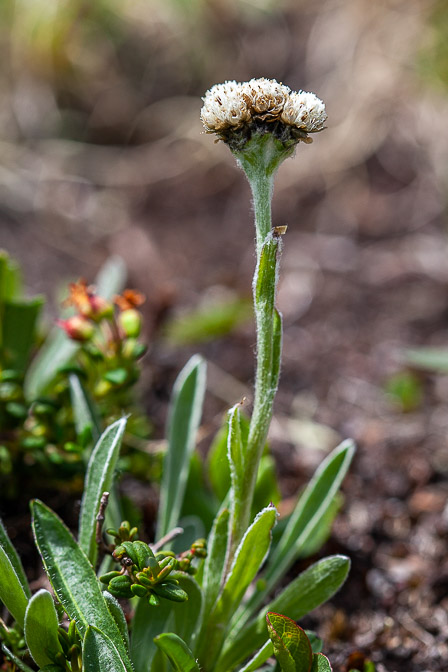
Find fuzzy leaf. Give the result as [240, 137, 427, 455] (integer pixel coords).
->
[239, 640, 274, 672]
[103, 591, 130, 652]
[0, 545, 29, 627]
[218, 555, 349, 672]
[83, 626, 129, 672]
[0, 518, 31, 598]
[31, 500, 133, 670]
[78, 417, 127, 565]
[24, 589, 63, 668]
[201, 507, 230, 622]
[267, 613, 312, 672]
[157, 355, 206, 540]
[154, 633, 200, 672]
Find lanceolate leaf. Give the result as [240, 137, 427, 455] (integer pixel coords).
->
[196, 506, 277, 667]
[245, 440, 355, 618]
[0, 518, 31, 598]
[157, 355, 206, 540]
[24, 589, 63, 668]
[154, 633, 200, 672]
[83, 626, 129, 672]
[2, 298, 44, 372]
[103, 591, 130, 652]
[218, 555, 349, 672]
[78, 418, 127, 565]
[0, 545, 29, 627]
[266, 613, 312, 672]
[171, 572, 203, 647]
[31, 500, 133, 670]
[69, 373, 101, 447]
[201, 507, 230, 623]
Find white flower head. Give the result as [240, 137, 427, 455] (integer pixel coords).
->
[200, 78, 326, 150]
[280, 90, 327, 132]
[200, 80, 251, 133]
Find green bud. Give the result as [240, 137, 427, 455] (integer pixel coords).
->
[99, 571, 122, 584]
[104, 368, 128, 386]
[157, 558, 176, 581]
[118, 309, 142, 338]
[153, 582, 188, 603]
[122, 338, 147, 360]
[148, 593, 161, 607]
[130, 584, 148, 598]
[135, 572, 153, 588]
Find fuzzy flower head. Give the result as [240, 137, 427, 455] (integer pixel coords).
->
[201, 78, 327, 151]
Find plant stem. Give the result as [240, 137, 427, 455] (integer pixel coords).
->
[228, 134, 286, 556]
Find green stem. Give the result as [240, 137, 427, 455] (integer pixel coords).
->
[227, 134, 288, 557]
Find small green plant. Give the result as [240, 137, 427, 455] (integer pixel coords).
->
[0, 254, 150, 495]
[0, 78, 355, 671]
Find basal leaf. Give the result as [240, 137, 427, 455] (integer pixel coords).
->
[245, 440, 354, 618]
[218, 556, 349, 672]
[0, 545, 29, 627]
[103, 591, 130, 652]
[201, 507, 230, 623]
[2, 298, 44, 372]
[156, 355, 206, 540]
[31, 500, 133, 670]
[197, 506, 277, 667]
[0, 518, 31, 598]
[24, 589, 63, 668]
[154, 633, 200, 672]
[78, 417, 127, 565]
[266, 613, 312, 672]
[83, 626, 129, 672]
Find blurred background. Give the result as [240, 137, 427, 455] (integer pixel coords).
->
[1, 0, 448, 669]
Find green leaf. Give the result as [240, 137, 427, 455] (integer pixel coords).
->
[239, 640, 274, 672]
[154, 633, 200, 672]
[217, 505, 277, 619]
[196, 506, 277, 666]
[2, 298, 44, 372]
[310, 653, 332, 672]
[261, 441, 355, 603]
[0, 545, 29, 627]
[218, 556, 350, 672]
[131, 594, 174, 672]
[69, 374, 101, 447]
[0, 518, 31, 598]
[83, 626, 129, 672]
[405, 347, 448, 372]
[267, 613, 312, 672]
[103, 591, 130, 652]
[201, 507, 230, 623]
[31, 500, 132, 670]
[0, 251, 22, 303]
[24, 589, 63, 667]
[24, 255, 126, 400]
[1, 645, 34, 672]
[78, 417, 127, 565]
[156, 355, 206, 540]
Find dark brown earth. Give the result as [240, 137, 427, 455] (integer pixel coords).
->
[1, 1, 448, 670]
